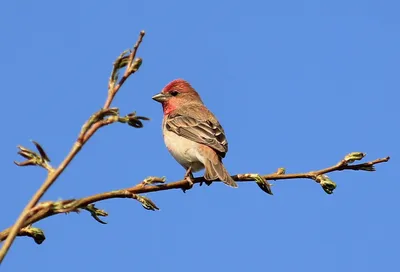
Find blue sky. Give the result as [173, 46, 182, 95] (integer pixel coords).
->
[0, 0, 398, 271]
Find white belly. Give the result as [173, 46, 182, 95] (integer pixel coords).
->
[163, 128, 205, 172]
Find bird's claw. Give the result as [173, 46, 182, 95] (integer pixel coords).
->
[182, 177, 194, 193]
[182, 167, 194, 193]
[199, 180, 213, 186]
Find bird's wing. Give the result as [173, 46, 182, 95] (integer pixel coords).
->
[165, 113, 228, 158]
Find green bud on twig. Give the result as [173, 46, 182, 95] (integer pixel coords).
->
[109, 49, 130, 90]
[118, 111, 150, 128]
[129, 57, 142, 74]
[316, 174, 337, 194]
[80, 108, 120, 136]
[20, 226, 46, 245]
[14, 141, 53, 171]
[115, 50, 131, 69]
[358, 165, 375, 171]
[133, 194, 160, 211]
[344, 152, 366, 164]
[142, 176, 166, 185]
[51, 199, 78, 213]
[31, 140, 50, 162]
[253, 174, 273, 195]
[52, 200, 108, 224]
[82, 204, 108, 224]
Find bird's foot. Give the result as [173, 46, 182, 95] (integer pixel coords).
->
[182, 167, 194, 193]
[199, 180, 213, 186]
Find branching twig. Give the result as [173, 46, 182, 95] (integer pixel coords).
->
[0, 29, 391, 264]
[0, 31, 147, 263]
[0, 154, 389, 243]
[104, 30, 145, 109]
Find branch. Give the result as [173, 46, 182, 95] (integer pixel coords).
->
[0, 31, 147, 263]
[104, 30, 145, 109]
[0, 154, 389, 243]
[1, 30, 391, 263]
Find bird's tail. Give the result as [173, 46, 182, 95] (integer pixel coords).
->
[204, 159, 238, 188]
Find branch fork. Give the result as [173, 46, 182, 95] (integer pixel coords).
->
[0, 31, 147, 263]
[0, 30, 391, 265]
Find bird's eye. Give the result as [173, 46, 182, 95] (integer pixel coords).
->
[170, 90, 179, 96]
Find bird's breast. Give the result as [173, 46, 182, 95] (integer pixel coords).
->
[163, 125, 205, 172]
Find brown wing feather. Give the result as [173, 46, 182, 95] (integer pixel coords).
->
[166, 112, 228, 158]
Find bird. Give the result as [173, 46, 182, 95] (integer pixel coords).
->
[152, 79, 238, 189]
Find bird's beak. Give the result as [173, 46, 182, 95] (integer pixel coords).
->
[152, 93, 168, 103]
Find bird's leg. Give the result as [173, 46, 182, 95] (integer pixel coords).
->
[182, 167, 194, 193]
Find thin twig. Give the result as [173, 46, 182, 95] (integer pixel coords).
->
[103, 31, 145, 109]
[0, 31, 146, 263]
[0, 155, 389, 242]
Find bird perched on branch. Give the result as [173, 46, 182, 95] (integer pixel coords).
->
[152, 79, 238, 189]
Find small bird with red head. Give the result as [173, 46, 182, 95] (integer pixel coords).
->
[152, 79, 238, 188]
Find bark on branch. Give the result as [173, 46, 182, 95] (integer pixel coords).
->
[0, 155, 389, 243]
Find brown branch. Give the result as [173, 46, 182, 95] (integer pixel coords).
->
[0, 31, 147, 263]
[0, 28, 391, 262]
[0, 155, 390, 243]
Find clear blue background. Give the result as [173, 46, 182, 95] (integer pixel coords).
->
[0, 0, 398, 271]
